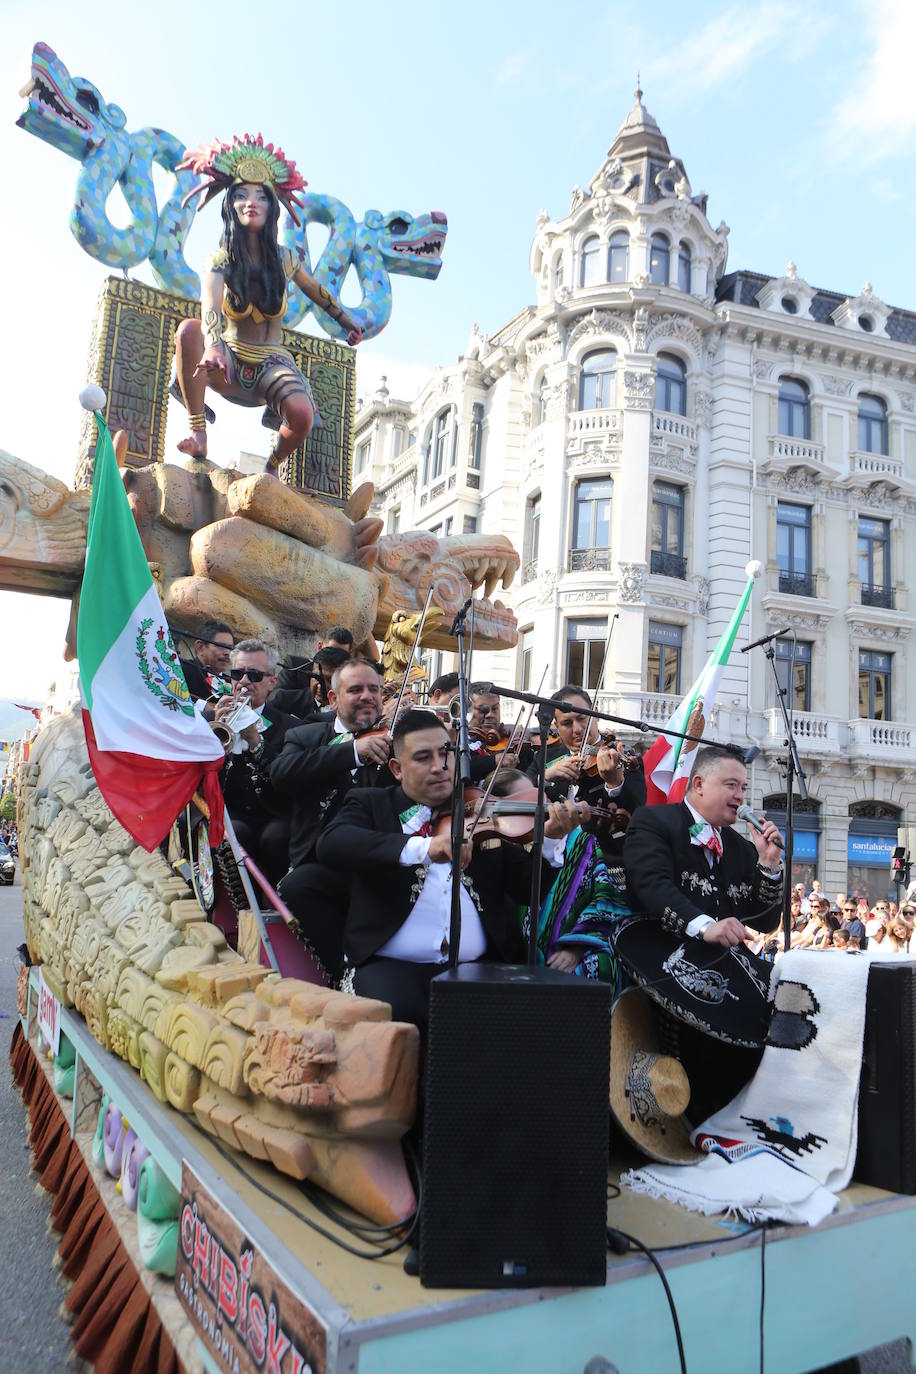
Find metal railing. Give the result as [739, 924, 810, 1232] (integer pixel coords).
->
[650, 550, 688, 579]
[778, 570, 815, 597]
[861, 584, 895, 610]
[568, 547, 612, 572]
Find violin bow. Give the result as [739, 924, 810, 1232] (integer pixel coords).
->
[575, 612, 619, 764]
[464, 706, 527, 842]
[386, 582, 437, 738]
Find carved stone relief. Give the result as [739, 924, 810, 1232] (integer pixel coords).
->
[623, 371, 654, 410]
[618, 562, 646, 603]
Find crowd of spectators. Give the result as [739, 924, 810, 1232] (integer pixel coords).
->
[749, 881, 916, 958]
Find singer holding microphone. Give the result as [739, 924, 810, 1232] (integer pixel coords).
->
[616, 746, 785, 1120]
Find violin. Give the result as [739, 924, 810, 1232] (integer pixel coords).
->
[578, 731, 642, 778]
[433, 785, 627, 847]
[468, 722, 560, 755]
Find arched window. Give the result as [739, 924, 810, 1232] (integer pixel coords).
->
[579, 349, 617, 410]
[778, 377, 810, 439]
[677, 241, 692, 292]
[608, 231, 629, 283]
[649, 234, 670, 285]
[858, 393, 888, 455]
[655, 353, 687, 415]
[554, 256, 565, 292]
[535, 374, 549, 426]
[580, 236, 601, 288]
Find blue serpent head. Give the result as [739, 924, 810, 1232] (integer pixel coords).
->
[363, 209, 448, 280]
[17, 41, 125, 163]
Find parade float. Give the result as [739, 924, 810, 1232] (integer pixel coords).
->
[9, 39, 916, 1374]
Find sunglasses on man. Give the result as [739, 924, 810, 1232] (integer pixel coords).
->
[229, 667, 270, 684]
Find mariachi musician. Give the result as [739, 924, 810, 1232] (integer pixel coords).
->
[270, 657, 397, 979]
[526, 684, 646, 854]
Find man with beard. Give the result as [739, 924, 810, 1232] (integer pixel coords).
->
[271, 658, 395, 979]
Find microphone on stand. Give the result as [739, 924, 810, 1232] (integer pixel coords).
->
[740, 627, 792, 654]
[736, 803, 785, 849]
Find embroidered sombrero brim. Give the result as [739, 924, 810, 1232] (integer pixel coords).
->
[613, 918, 774, 1049]
[610, 988, 699, 1166]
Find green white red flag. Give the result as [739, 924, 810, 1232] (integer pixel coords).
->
[76, 413, 225, 850]
[643, 572, 755, 805]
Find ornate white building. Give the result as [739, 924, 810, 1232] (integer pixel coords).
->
[357, 88, 916, 902]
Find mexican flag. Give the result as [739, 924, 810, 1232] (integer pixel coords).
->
[77, 413, 225, 850]
[643, 572, 756, 805]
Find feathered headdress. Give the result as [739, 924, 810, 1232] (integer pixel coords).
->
[178, 133, 307, 225]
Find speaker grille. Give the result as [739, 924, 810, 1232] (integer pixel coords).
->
[420, 965, 610, 1288]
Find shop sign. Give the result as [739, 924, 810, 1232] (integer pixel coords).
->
[848, 834, 895, 867]
[175, 1161, 327, 1374]
[37, 967, 61, 1056]
[780, 831, 817, 862]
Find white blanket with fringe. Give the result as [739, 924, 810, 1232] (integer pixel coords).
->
[622, 949, 872, 1226]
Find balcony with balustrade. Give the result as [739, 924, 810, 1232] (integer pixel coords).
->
[567, 547, 612, 572]
[649, 550, 688, 580]
[650, 413, 696, 447]
[848, 450, 903, 481]
[848, 718, 914, 760]
[763, 709, 841, 756]
[860, 584, 895, 611]
[567, 409, 623, 441]
[766, 435, 826, 470]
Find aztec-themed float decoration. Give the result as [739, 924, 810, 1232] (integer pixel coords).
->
[20, 708, 421, 1225]
[17, 42, 447, 341]
[0, 448, 520, 658]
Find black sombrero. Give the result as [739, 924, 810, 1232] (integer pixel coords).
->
[613, 918, 775, 1049]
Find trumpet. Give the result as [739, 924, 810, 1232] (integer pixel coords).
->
[211, 690, 260, 754]
[425, 698, 464, 726]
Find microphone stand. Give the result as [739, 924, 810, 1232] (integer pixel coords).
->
[527, 697, 556, 965]
[473, 683, 749, 762]
[756, 634, 808, 953]
[447, 597, 475, 970]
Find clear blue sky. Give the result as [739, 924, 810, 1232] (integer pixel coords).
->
[2, 0, 914, 699]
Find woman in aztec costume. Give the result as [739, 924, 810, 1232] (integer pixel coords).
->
[535, 827, 630, 995]
[173, 135, 363, 471]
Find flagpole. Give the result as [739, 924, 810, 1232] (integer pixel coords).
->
[218, 811, 281, 974]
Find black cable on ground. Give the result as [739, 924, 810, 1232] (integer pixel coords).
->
[191, 1120, 421, 1260]
[606, 1227, 688, 1374]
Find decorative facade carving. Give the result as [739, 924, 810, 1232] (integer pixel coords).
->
[559, 588, 609, 605]
[847, 621, 911, 643]
[568, 445, 621, 471]
[646, 314, 702, 358]
[694, 389, 712, 426]
[752, 359, 774, 380]
[649, 449, 697, 477]
[618, 562, 646, 603]
[623, 371, 654, 410]
[568, 309, 631, 350]
[633, 308, 650, 352]
[695, 576, 710, 617]
[537, 568, 558, 604]
[899, 392, 915, 412]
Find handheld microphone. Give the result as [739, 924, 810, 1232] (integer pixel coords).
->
[736, 803, 784, 849]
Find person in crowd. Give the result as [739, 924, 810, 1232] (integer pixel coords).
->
[871, 916, 912, 955]
[832, 928, 850, 951]
[864, 898, 890, 938]
[835, 891, 848, 909]
[318, 626, 354, 653]
[621, 746, 783, 1120]
[267, 656, 325, 721]
[428, 672, 460, 707]
[315, 711, 585, 1036]
[215, 639, 298, 884]
[270, 658, 395, 980]
[310, 646, 351, 711]
[180, 619, 234, 706]
[840, 902, 868, 945]
[527, 684, 646, 854]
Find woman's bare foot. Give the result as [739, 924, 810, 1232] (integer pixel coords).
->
[178, 431, 208, 457]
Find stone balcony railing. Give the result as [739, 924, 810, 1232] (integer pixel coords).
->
[849, 450, 903, 481]
[568, 408, 623, 440]
[763, 709, 841, 754]
[848, 718, 914, 756]
[767, 435, 825, 467]
[594, 691, 719, 734]
[651, 412, 696, 446]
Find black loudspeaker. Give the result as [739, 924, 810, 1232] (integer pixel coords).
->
[420, 964, 611, 1289]
[855, 961, 916, 1194]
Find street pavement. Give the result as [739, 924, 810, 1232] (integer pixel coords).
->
[0, 876, 74, 1371]
[0, 873, 912, 1373]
